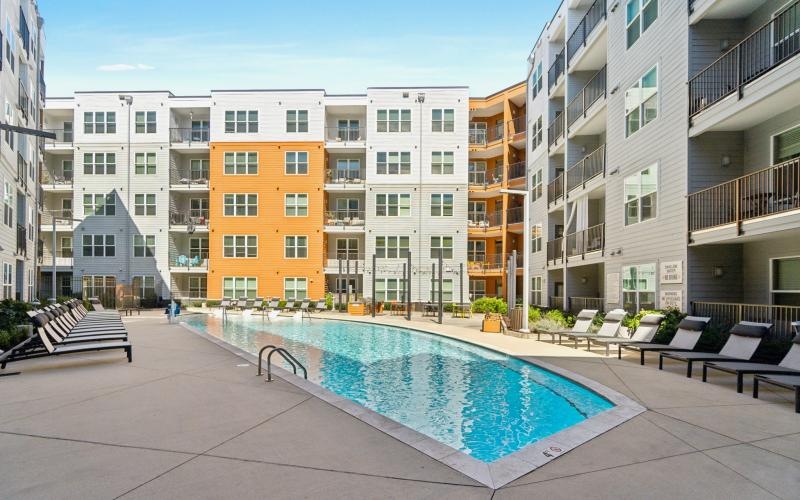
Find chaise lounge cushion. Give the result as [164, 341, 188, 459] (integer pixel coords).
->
[729, 323, 769, 338]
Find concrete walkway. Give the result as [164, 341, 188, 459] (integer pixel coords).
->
[1, 311, 798, 499]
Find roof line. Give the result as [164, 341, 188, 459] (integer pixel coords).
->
[469, 80, 526, 100]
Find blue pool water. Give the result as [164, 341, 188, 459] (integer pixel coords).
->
[184, 314, 613, 462]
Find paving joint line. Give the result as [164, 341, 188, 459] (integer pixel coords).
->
[699, 450, 783, 499]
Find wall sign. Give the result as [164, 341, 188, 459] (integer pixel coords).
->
[660, 261, 683, 284]
[660, 289, 683, 310]
[606, 273, 620, 303]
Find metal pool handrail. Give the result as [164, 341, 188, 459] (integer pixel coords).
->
[257, 344, 308, 381]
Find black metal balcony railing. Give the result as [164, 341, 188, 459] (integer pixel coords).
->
[688, 158, 800, 232]
[547, 237, 563, 263]
[566, 144, 606, 192]
[325, 126, 366, 142]
[325, 210, 366, 226]
[567, 65, 607, 128]
[689, 0, 800, 117]
[548, 48, 565, 93]
[170, 127, 210, 144]
[508, 115, 526, 139]
[692, 301, 800, 341]
[469, 129, 487, 146]
[170, 252, 209, 270]
[549, 295, 565, 311]
[326, 168, 365, 184]
[548, 112, 565, 149]
[469, 165, 504, 187]
[170, 212, 209, 227]
[506, 206, 524, 225]
[18, 81, 30, 121]
[565, 223, 605, 258]
[566, 0, 607, 65]
[42, 210, 74, 227]
[44, 128, 73, 144]
[41, 168, 73, 186]
[490, 123, 504, 142]
[548, 173, 564, 205]
[468, 254, 504, 273]
[507, 161, 526, 180]
[16, 224, 26, 256]
[569, 297, 605, 314]
[467, 211, 503, 229]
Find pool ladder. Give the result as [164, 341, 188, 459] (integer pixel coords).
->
[257, 345, 308, 382]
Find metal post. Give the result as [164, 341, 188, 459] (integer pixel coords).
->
[459, 262, 464, 305]
[124, 100, 132, 287]
[51, 212, 56, 301]
[521, 191, 531, 333]
[438, 252, 443, 325]
[371, 253, 376, 318]
[431, 263, 435, 304]
[406, 251, 411, 320]
[337, 256, 342, 312]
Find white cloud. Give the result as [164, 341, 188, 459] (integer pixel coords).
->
[96, 63, 155, 72]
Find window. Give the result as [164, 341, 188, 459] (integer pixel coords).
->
[532, 224, 542, 253]
[133, 235, 155, 257]
[336, 238, 359, 259]
[624, 165, 658, 225]
[62, 199, 73, 219]
[225, 110, 258, 133]
[773, 124, 800, 163]
[284, 277, 307, 300]
[82, 276, 116, 302]
[83, 193, 115, 216]
[4, 18, 15, 74]
[468, 161, 487, 184]
[190, 238, 209, 259]
[430, 236, 453, 259]
[3, 182, 13, 228]
[134, 152, 156, 175]
[135, 111, 156, 133]
[467, 240, 486, 261]
[83, 111, 116, 134]
[190, 198, 209, 219]
[223, 152, 257, 175]
[284, 193, 308, 216]
[530, 62, 543, 99]
[532, 276, 543, 306]
[82, 234, 115, 257]
[374, 278, 408, 301]
[431, 279, 453, 302]
[223, 235, 258, 258]
[83, 153, 116, 174]
[284, 236, 308, 258]
[375, 193, 410, 216]
[622, 263, 656, 312]
[190, 159, 209, 180]
[223, 194, 258, 216]
[431, 109, 455, 132]
[2, 263, 12, 299]
[334, 159, 361, 181]
[335, 278, 358, 295]
[134, 194, 157, 216]
[375, 236, 409, 258]
[27, 268, 33, 302]
[376, 152, 411, 175]
[430, 194, 453, 217]
[189, 276, 207, 298]
[133, 276, 156, 302]
[60, 236, 73, 257]
[625, 66, 658, 137]
[431, 151, 454, 175]
[62, 159, 74, 181]
[223, 277, 257, 300]
[63, 122, 74, 142]
[286, 110, 309, 133]
[469, 279, 486, 300]
[337, 119, 360, 141]
[531, 169, 543, 201]
[531, 116, 543, 150]
[285, 152, 308, 175]
[335, 198, 360, 217]
[626, 0, 657, 48]
[191, 120, 209, 142]
[771, 257, 800, 306]
[377, 109, 411, 132]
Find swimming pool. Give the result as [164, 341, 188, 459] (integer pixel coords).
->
[184, 313, 615, 464]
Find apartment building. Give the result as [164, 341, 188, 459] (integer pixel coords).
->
[526, 0, 800, 337]
[0, 0, 44, 302]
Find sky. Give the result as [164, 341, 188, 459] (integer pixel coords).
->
[39, 0, 561, 97]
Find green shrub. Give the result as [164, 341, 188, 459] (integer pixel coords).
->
[543, 309, 569, 327]
[278, 300, 287, 309]
[325, 292, 334, 310]
[471, 297, 507, 315]
[528, 306, 542, 322]
[443, 303, 455, 313]
[0, 328, 28, 351]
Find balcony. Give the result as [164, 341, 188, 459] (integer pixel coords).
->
[548, 112, 565, 152]
[468, 254, 504, 275]
[506, 206, 524, 225]
[507, 116, 526, 145]
[507, 161, 526, 182]
[547, 237, 564, 264]
[41, 210, 74, 229]
[324, 210, 366, 232]
[566, 0, 607, 71]
[41, 168, 73, 191]
[469, 123, 504, 147]
[467, 211, 503, 231]
[16, 224, 26, 257]
[169, 128, 209, 149]
[689, 1, 800, 131]
[688, 158, 800, 243]
[566, 65, 606, 135]
[325, 126, 366, 148]
[569, 297, 605, 314]
[566, 144, 605, 193]
[692, 301, 800, 340]
[169, 212, 210, 232]
[325, 167, 366, 190]
[325, 253, 366, 274]
[548, 48, 565, 95]
[40, 250, 74, 269]
[18, 80, 30, 121]
[43, 128, 73, 148]
[170, 253, 209, 273]
[468, 165, 504, 189]
[548, 173, 564, 206]
[565, 223, 605, 259]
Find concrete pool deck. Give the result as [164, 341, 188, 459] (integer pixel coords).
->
[1, 310, 799, 498]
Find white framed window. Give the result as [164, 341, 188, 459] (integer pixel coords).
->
[531, 169, 543, 201]
[335, 278, 358, 295]
[189, 276, 207, 298]
[190, 198, 209, 219]
[431, 279, 454, 302]
[135, 111, 156, 134]
[284, 236, 308, 259]
[2, 182, 12, 228]
[284, 277, 307, 300]
[376, 151, 411, 175]
[431, 151, 454, 175]
[430, 194, 453, 217]
[334, 159, 361, 181]
[224, 110, 258, 133]
[622, 263, 656, 312]
[285, 193, 308, 216]
[430, 236, 453, 259]
[532, 276, 543, 306]
[532, 223, 542, 253]
[83, 111, 116, 134]
[189, 237, 209, 259]
[771, 256, 800, 306]
[624, 164, 658, 225]
[62, 159, 74, 181]
[27, 268, 33, 301]
[82, 276, 116, 301]
[531, 116, 543, 150]
[336, 238, 359, 259]
[431, 109, 455, 132]
[530, 62, 543, 99]
[469, 279, 486, 300]
[82, 234, 115, 257]
[374, 278, 408, 301]
[286, 110, 309, 133]
[223, 194, 258, 216]
[375, 236, 409, 258]
[83, 193, 115, 216]
[375, 193, 410, 216]
[625, 65, 658, 137]
[2, 262, 12, 299]
[133, 276, 157, 302]
[467, 240, 486, 261]
[377, 109, 411, 132]
[83, 153, 116, 175]
[60, 236, 73, 257]
[134, 194, 157, 216]
[189, 159, 209, 180]
[223, 277, 257, 299]
[224, 152, 258, 175]
[285, 151, 308, 175]
[626, 0, 658, 48]
[223, 235, 258, 258]
[772, 123, 800, 163]
[134, 152, 157, 175]
[133, 235, 156, 257]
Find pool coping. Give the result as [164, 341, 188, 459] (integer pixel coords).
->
[179, 316, 645, 489]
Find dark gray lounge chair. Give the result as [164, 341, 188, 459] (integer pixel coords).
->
[539, 309, 597, 342]
[313, 298, 327, 311]
[565, 309, 626, 350]
[753, 374, 800, 413]
[589, 313, 665, 356]
[620, 316, 711, 365]
[659, 321, 772, 377]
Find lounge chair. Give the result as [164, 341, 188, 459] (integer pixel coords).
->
[238, 297, 251, 310]
[565, 309, 627, 350]
[32, 308, 126, 340]
[298, 299, 312, 320]
[251, 297, 264, 311]
[313, 298, 327, 312]
[540, 309, 597, 343]
[266, 297, 280, 311]
[703, 322, 800, 392]
[659, 321, 772, 378]
[753, 374, 800, 413]
[589, 313, 665, 356]
[620, 316, 711, 365]
[220, 298, 232, 310]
